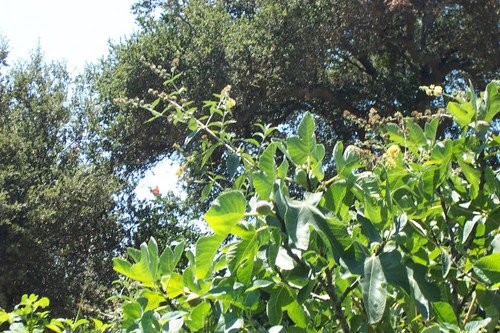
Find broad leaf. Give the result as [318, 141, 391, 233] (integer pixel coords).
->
[361, 255, 387, 324]
[432, 302, 458, 325]
[204, 191, 246, 236]
[473, 253, 500, 287]
[195, 235, 224, 279]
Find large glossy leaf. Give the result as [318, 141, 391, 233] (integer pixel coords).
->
[473, 253, 500, 288]
[277, 190, 350, 259]
[226, 233, 257, 274]
[113, 258, 131, 277]
[361, 255, 387, 324]
[456, 158, 481, 199]
[386, 123, 406, 146]
[119, 239, 159, 285]
[286, 113, 320, 167]
[424, 118, 439, 145]
[484, 81, 500, 122]
[185, 303, 211, 331]
[267, 287, 292, 325]
[204, 191, 246, 236]
[259, 143, 277, 176]
[432, 302, 458, 325]
[407, 265, 440, 320]
[447, 100, 475, 128]
[253, 144, 278, 199]
[298, 112, 315, 143]
[195, 235, 224, 279]
[161, 273, 184, 298]
[284, 300, 307, 328]
[379, 251, 410, 294]
[407, 119, 427, 147]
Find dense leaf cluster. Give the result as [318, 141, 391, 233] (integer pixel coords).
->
[91, 0, 499, 178]
[106, 80, 500, 332]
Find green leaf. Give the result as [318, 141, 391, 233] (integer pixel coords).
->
[277, 159, 289, 179]
[286, 137, 310, 165]
[432, 302, 458, 325]
[172, 242, 185, 269]
[407, 119, 427, 147]
[442, 251, 451, 278]
[456, 158, 480, 199]
[464, 318, 492, 333]
[226, 154, 240, 178]
[236, 259, 254, 285]
[473, 253, 500, 287]
[361, 255, 387, 324]
[298, 112, 315, 142]
[420, 325, 441, 333]
[226, 233, 257, 274]
[122, 301, 142, 328]
[357, 214, 382, 245]
[424, 118, 439, 145]
[245, 280, 273, 292]
[284, 301, 307, 328]
[333, 141, 345, 174]
[407, 265, 440, 319]
[201, 143, 221, 167]
[195, 235, 223, 279]
[277, 190, 350, 259]
[259, 144, 277, 176]
[447, 100, 475, 128]
[186, 303, 211, 331]
[204, 191, 246, 236]
[253, 171, 275, 200]
[379, 251, 411, 294]
[267, 287, 292, 325]
[140, 289, 166, 312]
[113, 258, 132, 277]
[201, 183, 213, 202]
[484, 81, 500, 122]
[386, 123, 406, 146]
[124, 240, 158, 284]
[161, 273, 184, 298]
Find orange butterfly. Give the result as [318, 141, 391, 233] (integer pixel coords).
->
[152, 186, 160, 196]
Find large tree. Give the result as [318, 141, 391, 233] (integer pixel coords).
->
[90, 0, 499, 179]
[0, 50, 126, 317]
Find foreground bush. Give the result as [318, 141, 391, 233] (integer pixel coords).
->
[2, 80, 499, 332]
[111, 80, 499, 332]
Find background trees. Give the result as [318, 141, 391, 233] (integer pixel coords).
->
[0, 51, 126, 317]
[90, 0, 499, 180]
[0, 45, 200, 317]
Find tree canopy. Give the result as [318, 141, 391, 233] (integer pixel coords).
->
[91, 0, 499, 178]
[0, 50, 129, 317]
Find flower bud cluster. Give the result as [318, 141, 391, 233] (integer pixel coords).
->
[420, 84, 443, 96]
[383, 145, 400, 169]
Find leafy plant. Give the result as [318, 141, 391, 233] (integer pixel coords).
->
[110, 79, 500, 332]
[0, 294, 113, 333]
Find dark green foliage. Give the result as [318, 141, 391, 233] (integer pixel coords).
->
[128, 192, 200, 252]
[0, 52, 124, 317]
[91, 0, 499, 178]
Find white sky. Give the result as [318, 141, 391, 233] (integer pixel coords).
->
[0, 0, 181, 199]
[0, 0, 137, 72]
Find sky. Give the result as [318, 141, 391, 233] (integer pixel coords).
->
[0, 0, 181, 199]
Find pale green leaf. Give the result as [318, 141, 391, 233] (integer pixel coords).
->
[195, 235, 223, 279]
[361, 255, 387, 324]
[204, 191, 246, 236]
[433, 302, 458, 325]
[473, 253, 500, 287]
